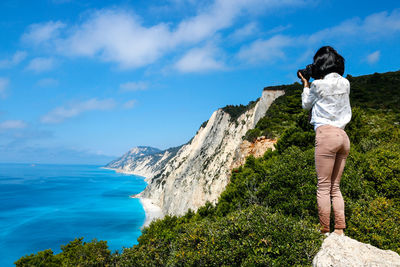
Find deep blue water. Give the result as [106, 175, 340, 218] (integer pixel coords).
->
[0, 163, 147, 266]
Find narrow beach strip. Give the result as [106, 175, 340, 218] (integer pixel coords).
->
[130, 195, 163, 229]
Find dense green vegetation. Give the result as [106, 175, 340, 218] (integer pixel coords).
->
[222, 98, 259, 124]
[15, 238, 115, 266]
[17, 70, 400, 266]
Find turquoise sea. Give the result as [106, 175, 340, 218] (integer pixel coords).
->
[0, 163, 147, 266]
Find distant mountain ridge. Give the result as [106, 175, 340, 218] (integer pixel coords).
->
[105, 145, 185, 180]
[106, 146, 161, 168]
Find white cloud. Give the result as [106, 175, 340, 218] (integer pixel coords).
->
[59, 9, 171, 68]
[308, 9, 400, 44]
[120, 81, 148, 92]
[363, 9, 400, 36]
[22, 21, 66, 45]
[172, 0, 307, 44]
[367, 50, 380, 64]
[237, 35, 293, 64]
[37, 78, 59, 87]
[237, 9, 400, 65]
[0, 51, 27, 68]
[21, 0, 306, 69]
[26, 57, 54, 73]
[267, 24, 291, 34]
[41, 98, 116, 124]
[21, 2, 397, 71]
[171, 0, 242, 44]
[175, 44, 226, 72]
[228, 22, 258, 41]
[0, 120, 27, 131]
[123, 99, 136, 109]
[0, 78, 9, 99]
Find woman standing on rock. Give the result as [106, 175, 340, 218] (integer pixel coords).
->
[297, 46, 351, 236]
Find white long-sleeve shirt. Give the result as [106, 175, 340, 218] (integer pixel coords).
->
[301, 72, 352, 131]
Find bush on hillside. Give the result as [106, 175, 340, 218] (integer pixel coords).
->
[215, 146, 318, 220]
[119, 205, 323, 266]
[15, 249, 62, 267]
[15, 238, 114, 267]
[222, 99, 259, 123]
[346, 197, 400, 254]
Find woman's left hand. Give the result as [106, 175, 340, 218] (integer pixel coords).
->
[298, 71, 310, 88]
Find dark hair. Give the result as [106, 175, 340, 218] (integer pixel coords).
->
[312, 46, 345, 79]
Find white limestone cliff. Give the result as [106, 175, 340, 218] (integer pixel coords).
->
[106, 89, 285, 224]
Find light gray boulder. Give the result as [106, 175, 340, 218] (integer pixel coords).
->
[313, 232, 400, 267]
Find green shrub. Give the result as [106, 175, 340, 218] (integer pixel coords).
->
[222, 99, 259, 123]
[119, 215, 184, 266]
[58, 238, 113, 266]
[15, 249, 61, 267]
[120, 205, 323, 266]
[16, 238, 114, 267]
[274, 126, 315, 153]
[346, 197, 400, 254]
[243, 128, 262, 142]
[216, 146, 318, 221]
[339, 150, 377, 202]
[362, 144, 400, 200]
[173, 205, 323, 266]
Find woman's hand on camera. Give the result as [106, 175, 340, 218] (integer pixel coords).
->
[298, 71, 310, 88]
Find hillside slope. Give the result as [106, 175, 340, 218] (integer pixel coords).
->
[17, 70, 400, 266]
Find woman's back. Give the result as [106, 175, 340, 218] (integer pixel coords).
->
[303, 72, 352, 131]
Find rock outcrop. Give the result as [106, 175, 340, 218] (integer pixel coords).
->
[230, 136, 277, 170]
[313, 233, 400, 267]
[106, 89, 285, 222]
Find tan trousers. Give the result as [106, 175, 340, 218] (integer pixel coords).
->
[315, 124, 350, 232]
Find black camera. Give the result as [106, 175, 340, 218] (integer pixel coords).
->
[297, 64, 314, 81]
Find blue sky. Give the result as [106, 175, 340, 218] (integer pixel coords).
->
[0, 0, 399, 164]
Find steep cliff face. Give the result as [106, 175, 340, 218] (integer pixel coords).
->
[106, 89, 285, 220]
